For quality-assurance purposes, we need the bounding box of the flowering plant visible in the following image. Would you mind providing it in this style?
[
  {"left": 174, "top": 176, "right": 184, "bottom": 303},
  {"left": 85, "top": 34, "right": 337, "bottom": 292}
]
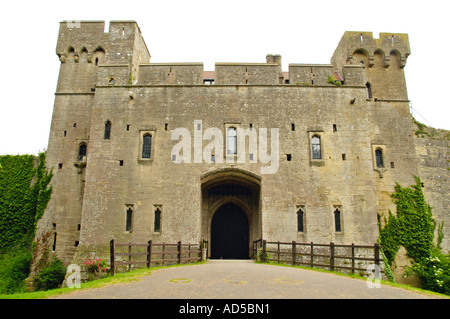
[{"left": 83, "top": 256, "right": 108, "bottom": 273}]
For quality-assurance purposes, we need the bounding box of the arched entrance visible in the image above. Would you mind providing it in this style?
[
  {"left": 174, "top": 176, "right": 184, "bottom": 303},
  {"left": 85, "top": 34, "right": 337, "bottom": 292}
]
[
  {"left": 201, "top": 168, "right": 261, "bottom": 259},
  {"left": 211, "top": 203, "right": 249, "bottom": 259}
]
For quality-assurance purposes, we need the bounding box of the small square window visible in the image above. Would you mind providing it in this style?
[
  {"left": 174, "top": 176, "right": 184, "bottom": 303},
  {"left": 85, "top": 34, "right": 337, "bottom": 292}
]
[
  {"left": 119, "top": 160, "right": 124, "bottom": 166},
  {"left": 287, "top": 154, "right": 292, "bottom": 161},
  {"left": 58, "top": 163, "right": 63, "bottom": 169}
]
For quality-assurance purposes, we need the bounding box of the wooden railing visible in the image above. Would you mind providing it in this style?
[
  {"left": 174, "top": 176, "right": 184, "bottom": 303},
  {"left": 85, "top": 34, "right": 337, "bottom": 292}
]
[
  {"left": 254, "top": 240, "right": 382, "bottom": 275},
  {"left": 110, "top": 239, "right": 207, "bottom": 276}
]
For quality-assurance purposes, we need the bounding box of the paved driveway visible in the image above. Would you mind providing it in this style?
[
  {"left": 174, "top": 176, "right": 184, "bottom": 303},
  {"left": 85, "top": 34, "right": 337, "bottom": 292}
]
[{"left": 52, "top": 260, "right": 438, "bottom": 300}]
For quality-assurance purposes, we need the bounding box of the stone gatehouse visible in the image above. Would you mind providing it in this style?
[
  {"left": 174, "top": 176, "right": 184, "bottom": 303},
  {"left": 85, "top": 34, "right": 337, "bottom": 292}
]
[{"left": 37, "top": 21, "right": 448, "bottom": 265}]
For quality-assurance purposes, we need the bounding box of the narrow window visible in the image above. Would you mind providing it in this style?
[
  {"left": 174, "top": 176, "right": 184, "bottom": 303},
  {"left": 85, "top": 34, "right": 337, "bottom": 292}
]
[
  {"left": 297, "top": 208, "right": 304, "bottom": 232},
  {"left": 287, "top": 154, "right": 292, "bottom": 161},
  {"left": 125, "top": 207, "right": 133, "bottom": 232},
  {"left": 334, "top": 208, "right": 342, "bottom": 232},
  {"left": 375, "top": 149, "right": 384, "bottom": 168},
  {"left": 58, "top": 163, "right": 63, "bottom": 169},
  {"left": 366, "top": 82, "right": 372, "bottom": 99},
  {"left": 311, "top": 135, "right": 322, "bottom": 159},
  {"left": 73, "top": 123, "right": 77, "bottom": 128},
  {"left": 142, "top": 134, "right": 152, "bottom": 158},
  {"left": 165, "top": 123, "right": 169, "bottom": 131},
  {"left": 154, "top": 208, "right": 161, "bottom": 232},
  {"left": 78, "top": 144, "right": 87, "bottom": 161},
  {"left": 64, "top": 130, "right": 67, "bottom": 137},
  {"left": 95, "top": 57, "right": 99, "bottom": 66},
  {"left": 291, "top": 123, "right": 295, "bottom": 131},
  {"left": 342, "top": 154, "right": 346, "bottom": 161},
  {"left": 77, "top": 224, "right": 81, "bottom": 231},
  {"left": 119, "top": 160, "right": 124, "bottom": 166},
  {"left": 126, "top": 124, "right": 130, "bottom": 131},
  {"left": 104, "top": 121, "right": 111, "bottom": 140},
  {"left": 227, "top": 127, "right": 237, "bottom": 154},
  {"left": 52, "top": 233, "right": 57, "bottom": 251},
  {"left": 333, "top": 124, "right": 337, "bottom": 132},
  {"left": 390, "top": 162, "right": 395, "bottom": 168},
  {"left": 74, "top": 241, "right": 79, "bottom": 247}
]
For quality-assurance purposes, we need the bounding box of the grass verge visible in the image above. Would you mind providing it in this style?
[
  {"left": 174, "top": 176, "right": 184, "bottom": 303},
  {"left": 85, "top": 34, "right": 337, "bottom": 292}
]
[{"left": 0, "top": 262, "right": 204, "bottom": 299}]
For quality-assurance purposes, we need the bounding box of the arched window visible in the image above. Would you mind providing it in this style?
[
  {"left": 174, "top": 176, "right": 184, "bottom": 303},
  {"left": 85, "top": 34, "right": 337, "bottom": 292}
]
[
  {"left": 334, "top": 208, "right": 342, "bottom": 232},
  {"left": 142, "top": 134, "right": 152, "bottom": 158},
  {"left": 311, "top": 135, "right": 321, "bottom": 159},
  {"left": 227, "top": 127, "right": 237, "bottom": 154},
  {"left": 104, "top": 121, "right": 111, "bottom": 140},
  {"left": 375, "top": 149, "right": 384, "bottom": 168},
  {"left": 78, "top": 143, "right": 87, "bottom": 161},
  {"left": 154, "top": 207, "right": 161, "bottom": 232},
  {"left": 297, "top": 208, "right": 304, "bottom": 233},
  {"left": 126, "top": 207, "right": 133, "bottom": 232}
]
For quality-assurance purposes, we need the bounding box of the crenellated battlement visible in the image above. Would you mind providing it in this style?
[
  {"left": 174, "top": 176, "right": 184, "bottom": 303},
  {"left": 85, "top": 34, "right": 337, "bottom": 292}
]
[
  {"left": 56, "top": 25, "right": 409, "bottom": 92},
  {"left": 331, "top": 31, "right": 410, "bottom": 70}
]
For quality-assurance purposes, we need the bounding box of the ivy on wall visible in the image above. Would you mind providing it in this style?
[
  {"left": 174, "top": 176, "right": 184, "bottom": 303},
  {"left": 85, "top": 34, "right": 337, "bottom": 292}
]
[
  {"left": 0, "top": 152, "right": 52, "bottom": 252},
  {"left": 378, "top": 176, "right": 449, "bottom": 295},
  {"left": 379, "top": 176, "right": 438, "bottom": 265}
]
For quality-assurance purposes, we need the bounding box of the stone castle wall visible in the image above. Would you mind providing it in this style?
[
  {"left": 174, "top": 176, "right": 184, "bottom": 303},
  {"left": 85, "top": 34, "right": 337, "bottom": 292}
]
[{"left": 37, "top": 21, "right": 448, "bottom": 266}]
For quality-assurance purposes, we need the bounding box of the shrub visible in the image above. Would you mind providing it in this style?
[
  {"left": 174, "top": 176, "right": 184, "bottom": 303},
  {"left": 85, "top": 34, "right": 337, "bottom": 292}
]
[
  {"left": 0, "top": 250, "right": 32, "bottom": 294},
  {"left": 35, "top": 257, "right": 66, "bottom": 291},
  {"left": 406, "top": 249, "right": 450, "bottom": 295}
]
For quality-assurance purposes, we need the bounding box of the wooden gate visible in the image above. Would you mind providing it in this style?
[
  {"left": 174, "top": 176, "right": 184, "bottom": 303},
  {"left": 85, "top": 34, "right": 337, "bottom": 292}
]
[{"left": 211, "top": 203, "right": 249, "bottom": 259}]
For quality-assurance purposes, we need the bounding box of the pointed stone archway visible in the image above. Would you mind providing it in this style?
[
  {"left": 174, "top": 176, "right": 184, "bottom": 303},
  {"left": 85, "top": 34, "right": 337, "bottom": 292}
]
[{"left": 201, "top": 168, "right": 261, "bottom": 259}]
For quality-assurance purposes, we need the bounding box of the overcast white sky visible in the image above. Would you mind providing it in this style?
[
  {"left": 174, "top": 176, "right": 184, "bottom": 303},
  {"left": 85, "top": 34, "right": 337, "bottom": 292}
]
[{"left": 0, "top": 0, "right": 448, "bottom": 155}]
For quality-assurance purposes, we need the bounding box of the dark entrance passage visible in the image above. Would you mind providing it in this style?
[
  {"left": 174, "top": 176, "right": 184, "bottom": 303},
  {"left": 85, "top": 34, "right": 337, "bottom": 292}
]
[{"left": 211, "top": 203, "right": 249, "bottom": 259}]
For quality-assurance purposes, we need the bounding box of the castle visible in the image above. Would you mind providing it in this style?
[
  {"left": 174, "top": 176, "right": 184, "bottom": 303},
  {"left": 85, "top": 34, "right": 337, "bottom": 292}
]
[{"left": 38, "top": 21, "right": 448, "bottom": 265}]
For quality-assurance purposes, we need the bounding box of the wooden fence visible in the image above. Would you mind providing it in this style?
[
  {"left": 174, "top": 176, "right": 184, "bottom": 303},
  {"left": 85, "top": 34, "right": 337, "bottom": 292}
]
[
  {"left": 253, "top": 240, "right": 382, "bottom": 275},
  {"left": 110, "top": 239, "right": 207, "bottom": 276}
]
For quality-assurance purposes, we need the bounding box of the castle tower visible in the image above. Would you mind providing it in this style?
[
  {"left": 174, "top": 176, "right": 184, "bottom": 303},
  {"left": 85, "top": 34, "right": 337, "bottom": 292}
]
[
  {"left": 38, "top": 21, "right": 150, "bottom": 264},
  {"left": 331, "top": 31, "right": 411, "bottom": 101}
]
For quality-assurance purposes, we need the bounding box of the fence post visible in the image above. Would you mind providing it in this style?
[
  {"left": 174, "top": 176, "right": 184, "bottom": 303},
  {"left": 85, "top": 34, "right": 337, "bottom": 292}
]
[
  {"left": 277, "top": 241, "right": 280, "bottom": 264},
  {"left": 162, "top": 243, "right": 166, "bottom": 267},
  {"left": 292, "top": 241, "right": 296, "bottom": 266},
  {"left": 374, "top": 243, "right": 380, "bottom": 267},
  {"left": 351, "top": 243, "right": 355, "bottom": 274},
  {"left": 128, "top": 241, "right": 132, "bottom": 272},
  {"left": 262, "top": 240, "right": 267, "bottom": 263},
  {"left": 200, "top": 240, "right": 204, "bottom": 262},
  {"left": 178, "top": 241, "right": 182, "bottom": 265},
  {"left": 147, "top": 240, "right": 152, "bottom": 268},
  {"left": 330, "top": 242, "right": 335, "bottom": 271},
  {"left": 110, "top": 239, "right": 115, "bottom": 276}
]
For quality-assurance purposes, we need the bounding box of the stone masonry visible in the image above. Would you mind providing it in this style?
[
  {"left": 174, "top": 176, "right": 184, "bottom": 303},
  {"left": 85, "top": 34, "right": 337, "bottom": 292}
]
[{"left": 37, "top": 21, "right": 448, "bottom": 267}]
